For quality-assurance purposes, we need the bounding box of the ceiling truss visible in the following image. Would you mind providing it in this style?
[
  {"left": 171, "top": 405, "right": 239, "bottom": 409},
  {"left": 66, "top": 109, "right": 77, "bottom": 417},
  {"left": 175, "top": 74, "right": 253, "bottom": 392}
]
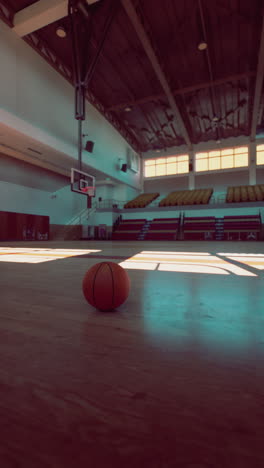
[
  {"left": 0, "top": 0, "right": 13, "bottom": 26},
  {"left": 250, "top": 9, "right": 264, "bottom": 140},
  {"left": 12, "top": 0, "right": 100, "bottom": 37},
  {"left": 121, "top": 0, "right": 192, "bottom": 150},
  {"left": 0, "top": 0, "right": 264, "bottom": 152},
  {"left": 108, "top": 71, "right": 255, "bottom": 113}
]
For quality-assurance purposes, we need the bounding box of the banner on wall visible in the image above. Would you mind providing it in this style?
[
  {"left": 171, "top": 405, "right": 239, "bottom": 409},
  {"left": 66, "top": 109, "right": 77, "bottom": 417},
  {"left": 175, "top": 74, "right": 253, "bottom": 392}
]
[{"left": 127, "top": 148, "right": 140, "bottom": 173}]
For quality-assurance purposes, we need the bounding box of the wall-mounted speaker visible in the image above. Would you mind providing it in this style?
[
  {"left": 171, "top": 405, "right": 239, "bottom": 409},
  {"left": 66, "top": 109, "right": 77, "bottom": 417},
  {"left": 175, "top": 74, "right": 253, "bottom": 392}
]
[
  {"left": 189, "top": 162, "right": 193, "bottom": 172},
  {"left": 121, "top": 163, "right": 127, "bottom": 173},
  {"left": 85, "top": 141, "right": 94, "bottom": 153}
]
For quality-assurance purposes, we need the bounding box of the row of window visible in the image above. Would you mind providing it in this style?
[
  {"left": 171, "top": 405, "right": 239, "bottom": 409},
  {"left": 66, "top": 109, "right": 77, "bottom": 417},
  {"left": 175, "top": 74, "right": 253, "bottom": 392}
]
[
  {"left": 144, "top": 144, "right": 264, "bottom": 178},
  {"left": 145, "top": 155, "right": 189, "bottom": 177}
]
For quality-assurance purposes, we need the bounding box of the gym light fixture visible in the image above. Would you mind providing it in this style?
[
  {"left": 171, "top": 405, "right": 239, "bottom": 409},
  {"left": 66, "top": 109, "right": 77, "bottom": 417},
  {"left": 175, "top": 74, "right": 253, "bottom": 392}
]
[
  {"left": 56, "top": 26, "right": 67, "bottom": 38},
  {"left": 212, "top": 116, "right": 219, "bottom": 122},
  {"left": 198, "top": 41, "right": 207, "bottom": 51}
]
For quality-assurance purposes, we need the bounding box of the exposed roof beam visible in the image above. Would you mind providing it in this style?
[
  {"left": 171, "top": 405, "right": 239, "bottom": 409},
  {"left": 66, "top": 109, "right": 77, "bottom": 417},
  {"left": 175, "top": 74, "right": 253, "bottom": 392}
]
[
  {"left": 198, "top": 0, "right": 218, "bottom": 125},
  {"left": 121, "top": 0, "right": 192, "bottom": 149},
  {"left": 250, "top": 12, "right": 264, "bottom": 140},
  {"left": 108, "top": 71, "right": 255, "bottom": 112},
  {"left": 13, "top": 0, "right": 99, "bottom": 37},
  {"left": 0, "top": 0, "right": 14, "bottom": 27}
]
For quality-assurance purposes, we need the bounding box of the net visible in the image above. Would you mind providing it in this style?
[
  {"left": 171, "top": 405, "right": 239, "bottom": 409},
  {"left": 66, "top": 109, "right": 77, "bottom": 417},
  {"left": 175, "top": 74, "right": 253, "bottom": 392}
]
[{"left": 81, "top": 186, "right": 95, "bottom": 197}]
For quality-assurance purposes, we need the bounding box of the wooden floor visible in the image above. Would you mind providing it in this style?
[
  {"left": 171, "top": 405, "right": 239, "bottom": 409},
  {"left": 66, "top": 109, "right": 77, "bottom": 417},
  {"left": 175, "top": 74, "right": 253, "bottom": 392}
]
[{"left": 1, "top": 240, "right": 264, "bottom": 468}]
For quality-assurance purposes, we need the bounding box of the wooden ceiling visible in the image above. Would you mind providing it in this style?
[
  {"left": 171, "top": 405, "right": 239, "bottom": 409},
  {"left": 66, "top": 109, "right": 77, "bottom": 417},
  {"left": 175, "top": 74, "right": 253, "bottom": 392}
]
[{"left": 1, "top": 0, "right": 264, "bottom": 153}]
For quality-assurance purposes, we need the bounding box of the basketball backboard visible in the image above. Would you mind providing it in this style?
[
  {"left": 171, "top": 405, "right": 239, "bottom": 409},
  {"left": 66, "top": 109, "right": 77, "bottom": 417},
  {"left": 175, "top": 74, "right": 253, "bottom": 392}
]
[{"left": 71, "top": 168, "right": 95, "bottom": 197}]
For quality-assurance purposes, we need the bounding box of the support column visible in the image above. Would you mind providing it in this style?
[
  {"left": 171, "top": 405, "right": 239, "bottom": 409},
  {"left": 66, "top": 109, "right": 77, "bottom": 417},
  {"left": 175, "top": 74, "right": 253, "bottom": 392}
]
[
  {"left": 140, "top": 157, "right": 144, "bottom": 192},
  {"left": 249, "top": 140, "right": 256, "bottom": 185},
  {"left": 188, "top": 151, "right": 195, "bottom": 190}
]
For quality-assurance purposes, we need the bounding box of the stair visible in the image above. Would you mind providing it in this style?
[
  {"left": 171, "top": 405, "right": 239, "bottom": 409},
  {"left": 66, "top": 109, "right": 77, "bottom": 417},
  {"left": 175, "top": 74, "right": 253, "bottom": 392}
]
[
  {"left": 215, "top": 217, "right": 224, "bottom": 240},
  {"left": 52, "top": 205, "right": 96, "bottom": 240},
  {"left": 148, "top": 195, "right": 163, "bottom": 208},
  {"left": 137, "top": 220, "right": 152, "bottom": 240}
]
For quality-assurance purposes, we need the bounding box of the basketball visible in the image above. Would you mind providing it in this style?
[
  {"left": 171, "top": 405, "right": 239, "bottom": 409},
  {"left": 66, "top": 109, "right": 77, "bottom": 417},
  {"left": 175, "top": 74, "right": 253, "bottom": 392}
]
[{"left": 82, "top": 262, "right": 130, "bottom": 311}]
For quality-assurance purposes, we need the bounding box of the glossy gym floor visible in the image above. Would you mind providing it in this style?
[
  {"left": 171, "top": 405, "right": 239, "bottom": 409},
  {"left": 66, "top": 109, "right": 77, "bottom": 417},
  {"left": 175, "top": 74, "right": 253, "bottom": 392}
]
[{"left": 0, "top": 240, "right": 264, "bottom": 468}]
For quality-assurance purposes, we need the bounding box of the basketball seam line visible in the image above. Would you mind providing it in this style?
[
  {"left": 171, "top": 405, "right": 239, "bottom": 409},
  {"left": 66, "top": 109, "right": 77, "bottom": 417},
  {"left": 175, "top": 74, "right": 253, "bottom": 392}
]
[
  {"left": 92, "top": 262, "right": 105, "bottom": 309},
  {"left": 108, "top": 262, "right": 115, "bottom": 310}
]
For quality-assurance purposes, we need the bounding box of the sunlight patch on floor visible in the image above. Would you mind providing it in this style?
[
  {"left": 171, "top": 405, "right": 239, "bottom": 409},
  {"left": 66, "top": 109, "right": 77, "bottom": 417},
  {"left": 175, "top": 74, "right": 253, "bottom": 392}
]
[
  {"left": 158, "top": 264, "right": 229, "bottom": 274},
  {"left": 119, "top": 251, "right": 258, "bottom": 276},
  {"left": 221, "top": 254, "right": 264, "bottom": 270},
  {"left": 119, "top": 261, "right": 158, "bottom": 270},
  {"left": 0, "top": 247, "right": 102, "bottom": 263}
]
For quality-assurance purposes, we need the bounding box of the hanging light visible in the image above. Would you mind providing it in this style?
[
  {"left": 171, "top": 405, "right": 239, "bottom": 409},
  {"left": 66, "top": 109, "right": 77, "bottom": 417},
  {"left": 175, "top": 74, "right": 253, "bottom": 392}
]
[
  {"left": 56, "top": 26, "right": 67, "bottom": 38},
  {"left": 198, "top": 40, "right": 207, "bottom": 51}
]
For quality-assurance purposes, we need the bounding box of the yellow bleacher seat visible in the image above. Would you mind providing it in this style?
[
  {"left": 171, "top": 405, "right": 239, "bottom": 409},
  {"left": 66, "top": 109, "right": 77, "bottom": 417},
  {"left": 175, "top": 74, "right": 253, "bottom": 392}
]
[{"left": 226, "top": 184, "right": 264, "bottom": 203}]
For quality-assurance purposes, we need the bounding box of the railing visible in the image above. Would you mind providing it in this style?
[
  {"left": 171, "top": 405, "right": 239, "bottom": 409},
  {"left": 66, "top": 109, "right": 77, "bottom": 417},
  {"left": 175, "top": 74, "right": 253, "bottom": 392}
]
[
  {"left": 90, "top": 193, "right": 264, "bottom": 211},
  {"left": 66, "top": 200, "right": 97, "bottom": 226},
  {"left": 209, "top": 193, "right": 226, "bottom": 204},
  {"left": 97, "top": 199, "right": 127, "bottom": 209},
  {"left": 141, "top": 194, "right": 227, "bottom": 207},
  {"left": 53, "top": 202, "right": 97, "bottom": 240}
]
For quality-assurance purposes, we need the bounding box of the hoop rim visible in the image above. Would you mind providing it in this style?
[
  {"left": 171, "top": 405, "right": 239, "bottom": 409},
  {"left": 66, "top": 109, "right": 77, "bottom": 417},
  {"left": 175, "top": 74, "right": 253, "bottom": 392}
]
[{"left": 81, "top": 186, "right": 95, "bottom": 197}]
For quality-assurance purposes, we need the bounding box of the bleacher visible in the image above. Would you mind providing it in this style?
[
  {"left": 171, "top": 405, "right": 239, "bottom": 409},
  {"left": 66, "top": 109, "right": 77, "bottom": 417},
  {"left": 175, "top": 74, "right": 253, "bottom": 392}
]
[
  {"left": 226, "top": 185, "right": 264, "bottom": 203},
  {"left": 145, "top": 218, "right": 180, "bottom": 240},
  {"left": 124, "top": 193, "right": 159, "bottom": 208},
  {"left": 112, "top": 219, "right": 146, "bottom": 240},
  {"left": 183, "top": 216, "right": 216, "bottom": 240},
  {"left": 223, "top": 215, "right": 261, "bottom": 240},
  {"left": 159, "top": 188, "right": 213, "bottom": 207},
  {"left": 111, "top": 214, "right": 262, "bottom": 241},
  {"left": 110, "top": 185, "right": 264, "bottom": 242}
]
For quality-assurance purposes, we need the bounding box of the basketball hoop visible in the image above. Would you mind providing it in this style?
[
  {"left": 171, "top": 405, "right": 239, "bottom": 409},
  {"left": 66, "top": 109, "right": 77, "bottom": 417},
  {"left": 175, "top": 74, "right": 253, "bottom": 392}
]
[{"left": 81, "top": 186, "right": 95, "bottom": 197}]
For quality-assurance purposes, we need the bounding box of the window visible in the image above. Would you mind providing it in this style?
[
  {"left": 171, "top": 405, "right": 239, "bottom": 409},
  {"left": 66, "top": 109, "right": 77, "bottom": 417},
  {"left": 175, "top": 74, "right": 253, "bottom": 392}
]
[
  {"left": 195, "top": 146, "right": 248, "bottom": 172},
  {"left": 257, "top": 144, "right": 264, "bottom": 165},
  {"left": 155, "top": 158, "right": 166, "bottom": 176},
  {"left": 144, "top": 159, "right": 156, "bottom": 178},
  {"left": 166, "top": 157, "right": 177, "bottom": 175},
  {"left": 144, "top": 154, "right": 189, "bottom": 177},
  {"left": 234, "top": 146, "right": 248, "bottom": 167}
]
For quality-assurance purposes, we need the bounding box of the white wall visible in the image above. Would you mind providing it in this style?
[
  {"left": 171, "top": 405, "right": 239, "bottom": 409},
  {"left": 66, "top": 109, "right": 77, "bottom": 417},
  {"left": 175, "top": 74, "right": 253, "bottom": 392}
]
[
  {"left": 181, "top": 206, "right": 263, "bottom": 218},
  {"left": 0, "top": 20, "right": 141, "bottom": 190},
  {"left": 0, "top": 152, "right": 68, "bottom": 192},
  {"left": 256, "top": 168, "right": 264, "bottom": 184},
  {"left": 88, "top": 211, "right": 115, "bottom": 226},
  {"left": 113, "top": 183, "right": 140, "bottom": 202},
  {"left": 0, "top": 152, "right": 88, "bottom": 224},
  {"left": 195, "top": 170, "right": 249, "bottom": 191},
  {"left": 144, "top": 175, "right": 189, "bottom": 195},
  {"left": 0, "top": 180, "right": 86, "bottom": 225},
  {"left": 93, "top": 181, "right": 140, "bottom": 204},
  {"left": 143, "top": 169, "right": 250, "bottom": 195},
  {"left": 121, "top": 206, "right": 263, "bottom": 221}
]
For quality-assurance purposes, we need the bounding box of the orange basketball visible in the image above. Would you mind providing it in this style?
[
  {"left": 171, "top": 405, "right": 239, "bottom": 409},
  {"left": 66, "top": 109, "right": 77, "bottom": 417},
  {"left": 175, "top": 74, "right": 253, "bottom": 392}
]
[{"left": 82, "top": 262, "right": 130, "bottom": 311}]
